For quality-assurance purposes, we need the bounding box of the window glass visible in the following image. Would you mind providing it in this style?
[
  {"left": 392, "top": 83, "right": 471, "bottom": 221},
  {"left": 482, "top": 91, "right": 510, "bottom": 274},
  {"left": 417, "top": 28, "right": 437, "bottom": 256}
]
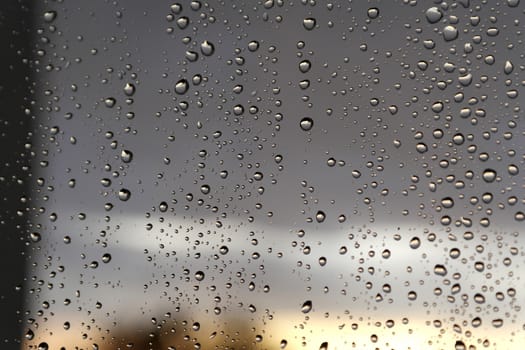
[{"left": 2, "top": 1, "right": 524, "bottom": 349}]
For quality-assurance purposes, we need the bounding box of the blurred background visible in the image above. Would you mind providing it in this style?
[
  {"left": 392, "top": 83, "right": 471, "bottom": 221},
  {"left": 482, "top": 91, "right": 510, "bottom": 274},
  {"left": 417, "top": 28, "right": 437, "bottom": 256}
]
[{"left": 1, "top": 0, "right": 524, "bottom": 349}]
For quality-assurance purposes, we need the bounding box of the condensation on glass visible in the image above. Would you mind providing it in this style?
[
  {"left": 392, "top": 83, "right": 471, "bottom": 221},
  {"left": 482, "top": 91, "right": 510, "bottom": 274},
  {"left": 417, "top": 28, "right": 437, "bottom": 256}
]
[{"left": 6, "top": 0, "right": 525, "bottom": 349}]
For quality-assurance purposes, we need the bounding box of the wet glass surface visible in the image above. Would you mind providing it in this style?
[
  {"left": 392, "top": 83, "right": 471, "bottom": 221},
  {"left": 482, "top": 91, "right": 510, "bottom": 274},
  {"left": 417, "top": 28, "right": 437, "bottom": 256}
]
[{"left": 1, "top": 1, "right": 525, "bottom": 349}]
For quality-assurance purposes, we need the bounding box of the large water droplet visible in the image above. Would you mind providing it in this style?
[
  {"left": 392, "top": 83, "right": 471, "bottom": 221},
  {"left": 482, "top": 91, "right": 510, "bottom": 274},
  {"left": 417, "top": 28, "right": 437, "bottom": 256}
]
[
  {"left": 482, "top": 169, "right": 497, "bottom": 183},
  {"left": 315, "top": 211, "right": 326, "bottom": 223},
  {"left": 504, "top": 60, "right": 514, "bottom": 74},
  {"left": 118, "top": 189, "right": 131, "bottom": 201},
  {"left": 43, "top": 11, "right": 57, "bottom": 23},
  {"left": 176, "top": 16, "right": 189, "bottom": 29},
  {"left": 425, "top": 7, "right": 442, "bottom": 23},
  {"left": 299, "top": 60, "right": 312, "bottom": 73},
  {"left": 123, "top": 83, "right": 135, "bottom": 96},
  {"left": 303, "top": 17, "right": 316, "bottom": 30},
  {"left": 367, "top": 7, "right": 379, "bottom": 19},
  {"left": 120, "top": 149, "right": 133, "bottom": 163},
  {"left": 300, "top": 117, "right": 313, "bottom": 131},
  {"left": 175, "top": 79, "right": 189, "bottom": 95},
  {"left": 200, "top": 40, "right": 215, "bottom": 56},
  {"left": 301, "top": 300, "right": 312, "bottom": 313},
  {"left": 443, "top": 25, "right": 458, "bottom": 41},
  {"left": 195, "top": 271, "right": 205, "bottom": 281}
]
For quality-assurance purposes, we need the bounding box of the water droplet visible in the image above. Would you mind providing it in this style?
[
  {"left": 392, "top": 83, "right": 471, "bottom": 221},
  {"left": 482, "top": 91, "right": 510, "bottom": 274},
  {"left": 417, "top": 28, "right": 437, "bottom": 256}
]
[
  {"left": 443, "top": 25, "right": 458, "bottom": 41},
  {"left": 175, "top": 79, "right": 189, "bottom": 95},
  {"left": 434, "top": 264, "right": 447, "bottom": 276},
  {"left": 303, "top": 17, "right": 316, "bottom": 30},
  {"left": 300, "top": 117, "right": 313, "bottom": 131},
  {"left": 123, "top": 83, "right": 135, "bottom": 96},
  {"left": 299, "top": 60, "right": 312, "bottom": 73},
  {"left": 367, "top": 7, "right": 379, "bottom": 19},
  {"left": 38, "top": 343, "right": 49, "bottom": 350},
  {"left": 200, "top": 40, "right": 215, "bottom": 56},
  {"left": 449, "top": 248, "right": 460, "bottom": 259},
  {"left": 409, "top": 237, "right": 421, "bottom": 249},
  {"left": 195, "top": 271, "right": 205, "bottom": 281},
  {"left": 455, "top": 341, "right": 466, "bottom": 350},
  {"left": 482, "top": 169, "right": 497, "bottom": 183},
  {"left": 416, "top": 143, "right": 428, "bottom": 153},
  {"left": 504, "top": 60, "right": 514, "bottom": 74},
  {"left": 441, "top": 197, "right": 454, "bottom": 208},
  {"left": 104, "top": 97, "right": 116, "bottom": 108},
  {"left": 192, "top": 322, "right": 200, "bottom": 331},
  {"left": 425, "top": 7, "right": 442, "bottom": 23},
  {"left": 43, "top": 11, "right": 57, "bottom": 22},
  {"left": 200, "top": 184, "right": 210, "bottom": 194},
  {"left": 102, "top": 253, "right": 111, "bottom": 263},
  {"left": 30, "top": 232, "right": 41, "bottom": 243},
  {"left": 120, "top": 149, "right": 133, "bottom": 163},
  {"left": 492, "top": 319, "right": 504, "bottom": 328},
  {"left": 248, "top": 40, "right": 260, "bottom": 52},
  {"left": 118, "top": 189, "right": 131, "bottom": 201},
  {"left": 319, "top": 342, "right": 329, "bottom": 350},
  {"left": 315, "top": 211, "right": 326, "bottom": 223},
  {"left": 301, "top": 300, "right": 312, "bottom": 313},
  {"left": 507, "top": 0, "right": 520, "bottom": 6},
  {"left": 25, "top": 329, "right": 34, "bottom": 340},
  {"left": 280, "top": 340, "right": 288, "bottom": 349},
  {"left": 176, "top": 16, "right": 189, "bottom": 29}
]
